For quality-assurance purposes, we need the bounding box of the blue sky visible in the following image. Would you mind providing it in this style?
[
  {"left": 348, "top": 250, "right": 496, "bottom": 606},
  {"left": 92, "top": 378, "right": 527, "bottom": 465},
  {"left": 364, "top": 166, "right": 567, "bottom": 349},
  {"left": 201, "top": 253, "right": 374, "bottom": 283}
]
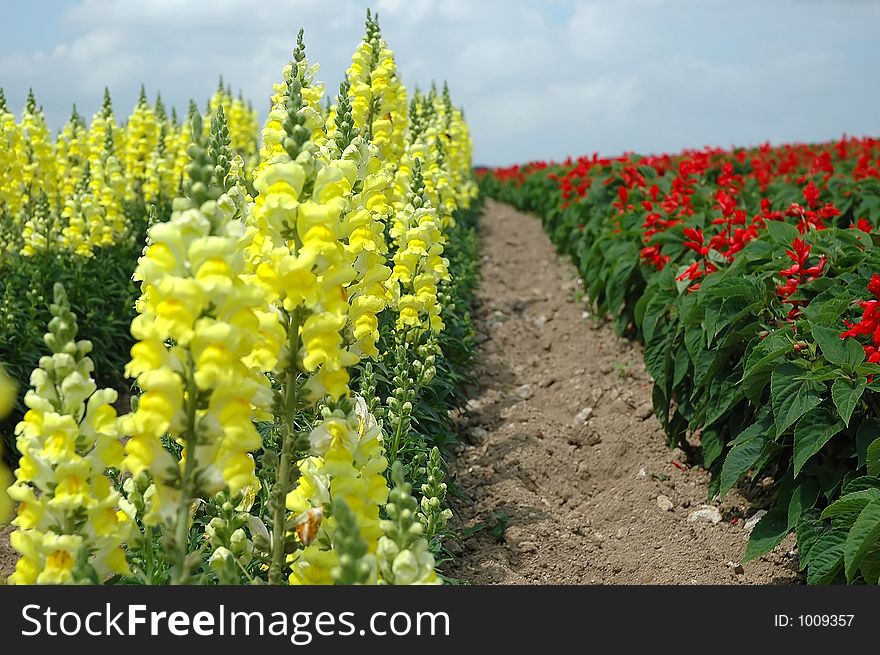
[{"left": 1, "top": 0, "right": 877, "bottom": 166}]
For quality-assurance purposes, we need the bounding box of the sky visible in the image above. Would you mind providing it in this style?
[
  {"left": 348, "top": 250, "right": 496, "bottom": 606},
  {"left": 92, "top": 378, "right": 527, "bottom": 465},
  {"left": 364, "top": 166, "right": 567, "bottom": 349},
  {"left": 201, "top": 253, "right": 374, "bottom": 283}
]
[{"left": 0, "top": 0, "right": 877, "bottom": 166}]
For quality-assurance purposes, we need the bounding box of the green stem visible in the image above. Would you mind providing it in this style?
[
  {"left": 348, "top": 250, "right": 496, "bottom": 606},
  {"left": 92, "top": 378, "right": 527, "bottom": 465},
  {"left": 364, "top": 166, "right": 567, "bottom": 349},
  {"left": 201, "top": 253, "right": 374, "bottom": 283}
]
[
  {"left": 144, "top": 526, "right": 155, "bottom": 584},
  {"left": 268, "top": 309, "right": 302, "bottom": 585},
  {"left": 388, "top": 338, "right": 413, "bottom": 465},
  {"left": 171, "top": 356, "right": 198, "bottom": 585}
]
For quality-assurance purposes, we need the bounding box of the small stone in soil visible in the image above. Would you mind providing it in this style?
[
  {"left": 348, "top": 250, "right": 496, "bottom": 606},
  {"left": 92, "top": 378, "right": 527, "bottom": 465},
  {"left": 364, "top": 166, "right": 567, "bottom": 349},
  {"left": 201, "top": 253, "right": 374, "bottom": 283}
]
[
  {"left": 574, "top": 406, "right": 594, "bottom": 424},
  {"left": 743, "top": 510, "right": 767, "bottom": 532},
  {"left": 469, "top": 426, "right": 489, "bottom": 442},
  {"left": 568, "top": 428, "right": 601, "bottom": 447},
  {"left": 515, "top": 384, "right": 534, "bottom": 400},
  {"left": 656, "top": 495, "right": 674, "bottom": 512},
  {"left": 520, "top": 541, "right": 538, "bottom": 553},
  {"left": 687, "top": 505, "right": 722, "bottom": 524},
  {"left": 637, "top": 402, "right": 654, "bottom": 420}
]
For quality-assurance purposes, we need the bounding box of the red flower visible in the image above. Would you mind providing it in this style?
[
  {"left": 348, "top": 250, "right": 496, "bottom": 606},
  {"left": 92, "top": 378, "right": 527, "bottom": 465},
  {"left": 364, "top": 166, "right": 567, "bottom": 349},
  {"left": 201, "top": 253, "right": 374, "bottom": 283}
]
[
  {"left": 840, "top": 276, "right": 880, "bottom": 368},
  {"left": 776, "top": 239, "right": 826, "bottom": 319},
  {"left": 715, "top": 189, "right": 737, "bottom": 217},
  {"left": 803, "top": 181, "right": 820, "bottom": 208},
  {"left": 682, "top": 227, "right": 707, "bottom": 255}
]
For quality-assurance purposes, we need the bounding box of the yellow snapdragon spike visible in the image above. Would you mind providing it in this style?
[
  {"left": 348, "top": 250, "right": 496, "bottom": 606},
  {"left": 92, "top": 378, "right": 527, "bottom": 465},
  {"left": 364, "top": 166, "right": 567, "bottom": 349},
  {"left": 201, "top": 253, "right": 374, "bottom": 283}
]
[
  {"left": 257, "top": 31, "right": 326, "bottom": 174},
  {"left": 55, "top": 107, "right": 88, "bottom": 200},
  {"left": 347, "top": 14, "right": 408, "bottom": 178},
  {"left": 0, "top": 89, "right": 28, "bottom": 221},
  {"left": 253, "top": 35, "right": 400, "bottom": 584},
  {"left": 165, "top": 117, "right": 192, "bottom": 198},
  {"left": 6, "top": 285, "right": 132, "bottom": 584},
  {"left": 249, "top": 67, "right": 357, "bottom": 404},
  {"left": 387, "top": 159, "right": 448, "bottom": 332},
  {"left": 19, "top": 193, "right": 55, "bottom": 257},
  {"left": 210, "top": 80, "right": 259, "bottom": 161},
  {"left": 324, "top": 87, "right": 395, "bottom": 360},
  {"left": 90, "top": 137, "right": 129, "bottom": 248},
  {"left": 59, "top": 163, "right": 98, "bottom": 257},
  {"left": 86, "top": 89, "right": 120, "bottom": 169},
  {"left": 287, "top": 398, "right": 388, "bottom": 585},
  {"left": 19, "top": 90, "right": 57, "bottom": 210},
  {"left": 123, "top": 86, "right": 162, "bottom": 201},
  {"left": 123, "top": 110, "right": 278, "bottom": 529}
]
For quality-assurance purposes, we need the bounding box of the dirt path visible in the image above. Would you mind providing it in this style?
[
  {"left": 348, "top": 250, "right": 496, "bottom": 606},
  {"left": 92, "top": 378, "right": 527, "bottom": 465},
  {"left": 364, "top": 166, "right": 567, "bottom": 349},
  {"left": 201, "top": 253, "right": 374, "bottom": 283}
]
[{"left": 448, "top": 200, "right": 801, "bottom": 585}]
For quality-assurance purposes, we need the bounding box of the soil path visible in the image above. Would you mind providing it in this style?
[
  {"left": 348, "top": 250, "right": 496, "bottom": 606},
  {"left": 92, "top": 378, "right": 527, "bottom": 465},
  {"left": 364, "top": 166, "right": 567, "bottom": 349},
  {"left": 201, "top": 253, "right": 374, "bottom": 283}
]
[{"left": 448, "top": 200, "right": 801, "bottom": 585}]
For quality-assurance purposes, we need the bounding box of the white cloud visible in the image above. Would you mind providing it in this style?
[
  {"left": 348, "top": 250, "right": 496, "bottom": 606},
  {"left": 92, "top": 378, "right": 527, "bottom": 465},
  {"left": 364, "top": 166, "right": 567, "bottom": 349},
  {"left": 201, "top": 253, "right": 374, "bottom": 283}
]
[
  {"left": 567, "top": 3, "right": 619, "bottom": 59},
  {"left": 0, "top": 0, "right": 877, "bottom": 165}
]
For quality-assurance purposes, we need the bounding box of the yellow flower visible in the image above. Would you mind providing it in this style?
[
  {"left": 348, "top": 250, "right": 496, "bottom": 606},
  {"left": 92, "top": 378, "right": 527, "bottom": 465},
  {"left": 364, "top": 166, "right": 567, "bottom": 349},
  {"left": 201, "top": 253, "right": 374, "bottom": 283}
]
[
  {"left": 387, "top": 160, "right": 448, "bottom": 332},
  {"left": 288, "top": 399, "right": 388, "bottom": 585},
  {"left": 7, "top": 284, "right": 131, "bottom": 585},
  {"left": 123, "top": 87, "right": 162, "bottom": 201},
  {"left": 122, "top": 108, "right": 277, "bottom": 533}
]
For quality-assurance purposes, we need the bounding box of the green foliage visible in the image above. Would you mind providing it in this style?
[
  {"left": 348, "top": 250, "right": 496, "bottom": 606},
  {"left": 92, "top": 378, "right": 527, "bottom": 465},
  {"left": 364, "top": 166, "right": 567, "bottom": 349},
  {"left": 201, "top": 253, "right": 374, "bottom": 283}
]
[
  {"left": 331, "top": 500, "right": 373, "bottom": 585},
  {"left": 0, "top": 202, "right": 156, "bottom": 464},
  {"left": 482, "top": 143, "right": 880, "bottom": 584}
]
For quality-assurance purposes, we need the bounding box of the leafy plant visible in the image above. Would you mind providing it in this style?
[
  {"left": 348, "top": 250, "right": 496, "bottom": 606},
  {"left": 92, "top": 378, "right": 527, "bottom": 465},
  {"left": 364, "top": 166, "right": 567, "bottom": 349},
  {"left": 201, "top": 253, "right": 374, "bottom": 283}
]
[{"left": 481, "top": 136, "right": 880, "bottom": 584}]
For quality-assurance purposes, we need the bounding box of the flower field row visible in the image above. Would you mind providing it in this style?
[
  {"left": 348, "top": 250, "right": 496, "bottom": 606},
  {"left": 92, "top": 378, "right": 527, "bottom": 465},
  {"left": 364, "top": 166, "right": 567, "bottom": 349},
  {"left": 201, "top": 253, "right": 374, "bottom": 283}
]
[
  {"left": 479, "top": 137, "right": 880, "bottom": 584},
  {"left": 0, "top": 13, "right": 480, "bottom": 585}
]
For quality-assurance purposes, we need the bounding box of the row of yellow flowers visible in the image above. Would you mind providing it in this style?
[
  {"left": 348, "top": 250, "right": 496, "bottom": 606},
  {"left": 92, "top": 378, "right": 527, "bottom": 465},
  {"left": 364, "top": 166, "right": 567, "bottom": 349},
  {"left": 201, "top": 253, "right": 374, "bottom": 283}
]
[
  {"left": 0, "top": 83, "right": 259, "bottom": 260},
  {"left": 2, "top": 13, "right": 477, "bottom": 585}
]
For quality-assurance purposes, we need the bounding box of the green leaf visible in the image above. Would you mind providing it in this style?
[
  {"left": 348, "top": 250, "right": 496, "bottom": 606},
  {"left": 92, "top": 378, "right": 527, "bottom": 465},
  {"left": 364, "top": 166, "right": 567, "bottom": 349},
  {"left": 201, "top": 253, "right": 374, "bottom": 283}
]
[
  {"left": 796, "top": 509, "right": 825, "bottom": 571},
  {"left": 811, "top": 323, "right": 865, "bottom": 371},
  {"left": 719, "top": 416, "right": 772, "bottom": 497},
  {"left": 743, "top": 506, "right": 789, "bottom": 562},
  {"left": 868, "top": 437, "right": 880, "bottom": 477},
  {"left": 856, "top": 419, "right": 880, "bottom": 468},
  {"left": 844, "top": 499, "right": 880, "bottom": 582},
  {"left": 806, "top": 529, "right": 846, "bottom": 584},
  {"left": 858, "top": 546, "right": 880, "bottom": 584},
  {"left": 788, "top": 480, "right": 819, "bottom": 530},
  {"left": 700, "top": 427, "right": 724, "bottom": 469},
  {"left": 818, "top": 465, "right": 847, "bottom": 501},
  {"left": 740, "top": 332, "right": 791, "bottom": 403},
  {"left": 672, "top": 344, "right": 690, "bottom": 387},
  {"left": 842, "top": 475, "right": 880, "bottom": 495},
  {"left": 830, "top": 378, "right": 866, "bottom": 427},
  {"left": 765, "top": 220, "right": 799, "bottom": 247},
  {"left": 802, "top": 288, "right": 852, "bottom": 325},
  {"left": 793, "top": 407, "right": 844, "bottom": 476},
  {"left": 771, "top": 363, "right": 822, "bottom": 435},
  {"left": 820, "top": 488, "right": 880, "bottom": 525},
  {"left": 729, "top": 408, "right": 774, "bottom": 447}
]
